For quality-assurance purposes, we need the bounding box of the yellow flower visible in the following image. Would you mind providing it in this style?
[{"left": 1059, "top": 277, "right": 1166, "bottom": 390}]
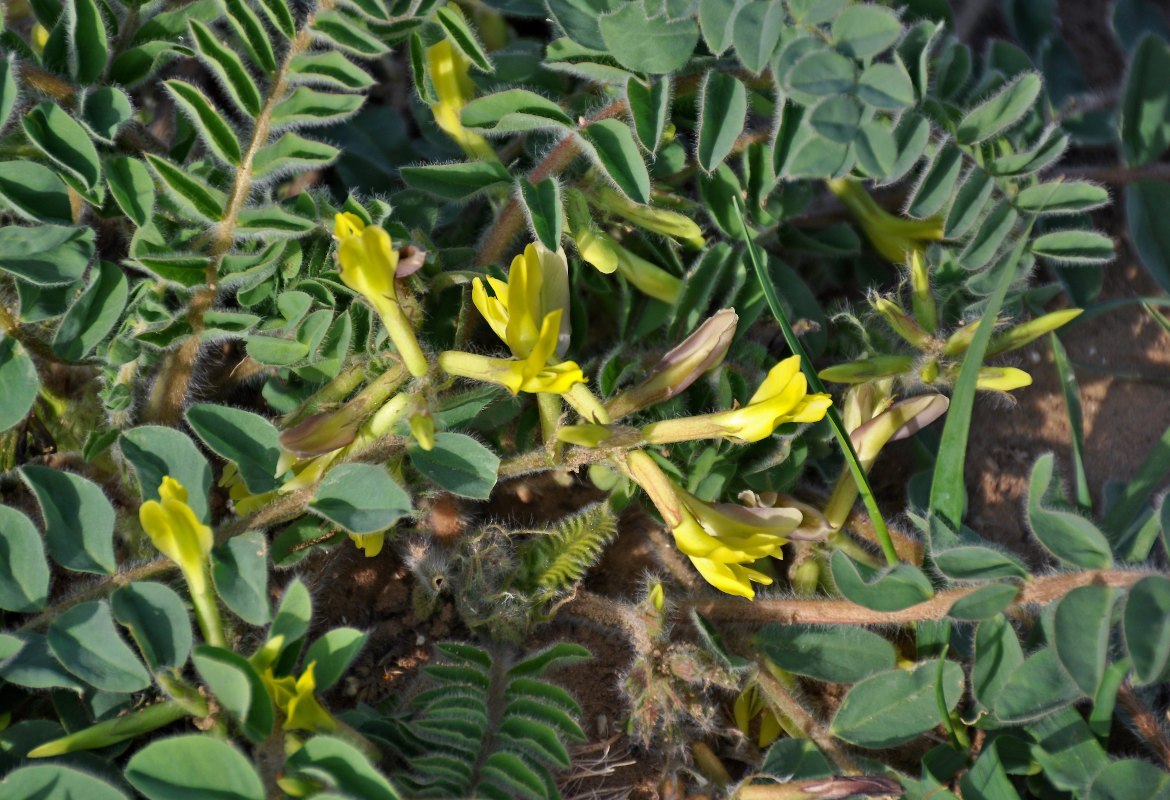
[
  {"left": 627, "top": 451, "right": 809, "bottom": 599},
  {"left": 439, "top": 309, "right": 585, "bottom": 395},
  {"left": 472, "top": 242, "right": 569, "bottom": 359},
  {"left": 348, "top": 531, "right": 385, "bottom": 558},
  {"left": 426, "top": 38, "right": 497, "bottom": 162},
  {"left": 254, "top": 644, "right": 337, "bottom": 733},
  {"left": 641, "top": 355, "right": 832, "bottom": 444},
  {"left": 139, "top": 477, "right": 213, "bottom": 593},
  {"left": 333, "top": 213, "right": 428, "bottom": 377}
]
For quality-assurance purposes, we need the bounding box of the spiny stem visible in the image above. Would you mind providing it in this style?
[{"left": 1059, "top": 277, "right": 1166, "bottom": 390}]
[
  {"left": 752, "top": 664, "right": 859, "bottom": 774},
  {"left": 684, "top": 569, "right": 1148, "bottom": 625},
  {"left": 1117, "top": 683, "right": 1170, "bottom": 769},
  {"left": 147, "top": 23, "right": 316, "bottom": 424},
  {"left": 732, "top": 196, "right": 899, "bottom": 566},
  {"left": 476, "top": 99, "right": 629, "bottom": 268}
]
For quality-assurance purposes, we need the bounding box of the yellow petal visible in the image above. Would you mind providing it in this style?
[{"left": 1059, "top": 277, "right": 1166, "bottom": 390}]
[
  {"left": 689, "top": 556, "right": 757, "bottom": 599},
  {"left": 748, "top": 355, "right": 802, "bottom": 405},
  {"left": 472, "top": 277, "right": 509, "bottom": 344}
]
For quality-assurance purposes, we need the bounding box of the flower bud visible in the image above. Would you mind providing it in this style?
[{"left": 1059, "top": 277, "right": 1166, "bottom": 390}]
[
  {"left": 606, "top": 309, "right": 738, "bottom": 419},
  {"left": 818, "top": 354, "right": 915, "bottom": 384},
  {"left": 986, "top": 308, "right": 1082, "bottom": 357},
  {"left": 941, "top": 319, "right": 983, "bottom": 356},
  {"left": 909, "top": 251, "right": 938, "bottom": 334},
  {"left": 601, "top": 232, "right": 683, "bottom": 305},
  {"left": 586, "top": 182, "right": 705, "bottom": 247},
  {"left": 557, "top": 423, "right": 614, "bottom": 448},
  {"left": 870, "top": 295, "right": 928, "bottom": 349}
]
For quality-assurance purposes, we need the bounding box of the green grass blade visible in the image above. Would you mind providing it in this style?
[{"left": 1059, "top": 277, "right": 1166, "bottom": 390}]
[
  {"left": 732, "top": 197, "right": 899, "bottom": 566},
  {"left": 1049, "top": 333, "right": 1092, "bottom": 513}
]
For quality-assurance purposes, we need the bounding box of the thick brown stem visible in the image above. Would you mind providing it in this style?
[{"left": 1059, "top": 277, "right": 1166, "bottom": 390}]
[
  {"left": 684, "top": 570, "right": 1148, "bottom": 625},
  {"left": 753, "top": 666, "right": 859, "bottom": 774}
]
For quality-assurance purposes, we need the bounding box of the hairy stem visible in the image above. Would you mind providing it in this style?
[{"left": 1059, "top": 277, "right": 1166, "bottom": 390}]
[
  {"left": 753, "top": 664, "right": 859, "bottom": 774},
  {"left": 146, "top": 23, "right": 316, "bottom": 424},
  {"left": 684, "top": 570, "right": 1148, "bottom": 625},
  {"left": 1117, "top": 683, "right": 1170, "bottom": 769}
]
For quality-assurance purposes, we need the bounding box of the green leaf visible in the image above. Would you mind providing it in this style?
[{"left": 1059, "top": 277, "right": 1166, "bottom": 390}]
[
  {"left": 22, "top": 102, "right": 102, "bottom": 192},
  {"left": 1053, "top": 585, "right": 1115, "bottom": 696},
  {"left": 0, "top": 224, "right": 94, "bottom": 286},
  {"left": 223, "top": 0, "right": 277, "bottom": 74},
  {"left": 48, "top": 601, "right": 151, "bottom": 693},
  {"left": 932, "top": 546, "right": 1029, "bottom": 581},
  {"left": 947, "top": 584, "right": 1019, "bottom": 621},
  {"left": 65, "top": 0, "right": 109, "bottom": 85},
  {"left": 989, "top": 128, "right": 1069, "bottom": 176},
  {"left": 1123, "top": 575, "right": 1170, "bottom": 685},
  {"left": 408, "top": 432, "right": 500, "bottom": 499},
  {"left": 305, "top": 628, "right": 367, "bottom": 691},
  {"left": 598, "top": 0, "right": 699, "bottom": 74},
  {"left": 830, "top": 660, "right": 964, "bottom": 748},
  {"left": 1027, "top": 454, "right": 1113, "bottom": 568},
  {"left": 253, "top": 132, "right": 340, "bottom": 182},
  {"left": 144, "top": 154, "right": 226, "bottom": 222},
  {"left": 289, "top": 51, "right": 375, "bottom": 90},
  {"left": 548, "top": 0, "right": 623, "bottom": 51},
  {"left": 1016, "top": 181, "right": 1109, "bottom": 214},
  {"left": 1128, "top": 179, "right": 1170, "bottom": 293},
  {"left": 0, "top": 634, "right": 85, "bottom": 691},
  {"left": 786, "top": 50, "right": 856, "bottom": 100},
  {"left": 256, "top": 0, "right": 297, "bottom": 39},
  {"left": 1088, "top": 759, "right": 1170, "bottom": 800},
  {"left": 0, "top": 765, "right": 128, "bottom": 800},
  {"left": 809, "top": 95, "right": 861, "bottom": 144},
  {"left": 994, "top": 647, "right": 1083, "bottom": 722},
  {"left": 310, "top": 463, "right": 412, "bottom": 534},
  {"left": 907, "top": 141, "right": 961, "bottom": 219},
  {"left": 82, "top": 87, "right": 133, "bottom": 143},
  {"left": 236, "top": 205, "right": 317, "bottom": 237},
  {"left": 165, "top": 80, "right": 243, "bottom": 166},
  {"left": 1029, "top": 707, "right": 1110, "bottom": 793},
  {"left": 698, "top": 0, "right": 739, "bottom": 54},
  {"left": 627, "top": 76, "right": 670, "bottom": 152},
  {"left": 732, "top": 0, "right": 785, "bottom": 74},
  {"left": 212, "top": 532, "right": 271, "bottom": 626},
  {"left": 20, "top": 465, "right": 116, "bottom": 574},
  {"left": 269, "top": 578, "right": 312, "bottom": 672},
  {"left": 0, "top": 161, "right": 73, "bottom": 223},
  {"left": 508, "top": 642, "right": 592, "bottom": 677},
  {"left": 0, "top": 334, "right": 40, "bottom": 432},
  {"left": 697, "top": 71, "right": 747, "bottom": 172},
  {"left": 879, "top": 111, "right": 930, "bottom": 186},
  {"left": 106, "top": 157, "right": 156, "bottom": 227},
  {"left": 125, "top": 735, "right": 265, "bottom": 800},
  {"left": 436, "top": 6, "right": 493, "bottom": 72},
  {"left": 944, "top": 170, "right": 994, "bottom": 239},
  {"left": 830, "top": 550, "right": 933, "bottom": 611},
  {"left": 186, "top": 404, "right": 282, "bottom": 495},
  {"left": 119, "top": 426, "right": 213, "bottom": 523},
  {"left": 857, "top": 61, "right": 915, "bottom": 110},
  {"left": 0, "top": 506, "right": 50, "bottom": 613},
  {"left": 1120, "top": 34, "right": 1170, "bottom": 167},
  {"left": 0, "top": 57, "right": 17, "bottom": 131},
  {"left": 754, "top": 624, "right": 896, "bottom": 683},
  {"left": 189, "top": 19, "right": 263, "bottom": 116},
  {"left": 759, "top": 737, "right": 834, "bottom": 780},
  {"left": 959, "top": 739, "right": 1020, "bottom": 800},
  {"left": 270, "top": 87, "right": 364, "bottom": 128},
  {"left": 401, "top": 160, "right": 512, "bottom": 200},
  {"left": 960, "top": 202, "right": 1017, "bottom": 270},
  {"left": 1031, "top": 230, "right": 1114, "bottom": 264},
  {"left": 957, "top": 73, "right": 1042, "bottom": 145},
  {"left": 580, "top": 118, "right": 650, "bottom": 203},
  {"left": 111, "top": 582, "right": 193, "bottom": 671},
  {"left": 284, "top": 736, "right": 402, "bottom": 800},
  {"left": 52, "top": 260, "right": 128, "bottom": 360},
  {"left": 519, "top": 177, "right": 563, "bottom": 250},
  {"left": 192, "top": 645, "right": 274, "bottom": 742},
  {"left": 461, "top": 88, "right": 573, "bottom": 132},
  {"left": 311, "top": 10, "right": 390, "bottom": 57},
  {"left": 832, "top": 3, "right": 902, "bottom": 60}
]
